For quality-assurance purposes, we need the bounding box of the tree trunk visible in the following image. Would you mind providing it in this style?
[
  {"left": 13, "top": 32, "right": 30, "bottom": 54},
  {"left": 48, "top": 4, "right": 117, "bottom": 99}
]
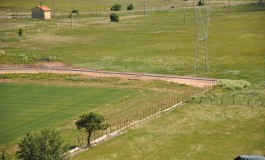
[{"left": 87, "top": 132, "right": 92, "bottom": 147}]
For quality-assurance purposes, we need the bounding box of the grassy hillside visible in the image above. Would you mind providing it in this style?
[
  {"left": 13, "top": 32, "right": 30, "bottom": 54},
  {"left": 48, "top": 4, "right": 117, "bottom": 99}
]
[
  {"left": 72, "top": 78, "right": 265, "bottom": 159},
  {"left": 1, "top": 3, "right": 264, "bottom": 82},
  {"left": 73, "top": 104, "right": 265, "bottom": 160}
]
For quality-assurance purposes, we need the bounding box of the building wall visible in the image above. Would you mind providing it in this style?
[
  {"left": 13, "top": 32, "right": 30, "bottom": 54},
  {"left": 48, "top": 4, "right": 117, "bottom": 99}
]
[
  {"left": 32, "top": 8, "right": 43, "bottom": 19},
  {"left": 44, "top": 11, "right": 51, "bottom": 20}
]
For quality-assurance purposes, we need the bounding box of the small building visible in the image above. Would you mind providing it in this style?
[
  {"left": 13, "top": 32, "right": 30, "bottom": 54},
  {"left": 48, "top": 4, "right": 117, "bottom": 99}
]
[{"left": 32, "top": 6, "right": 51, "bottom": 20}]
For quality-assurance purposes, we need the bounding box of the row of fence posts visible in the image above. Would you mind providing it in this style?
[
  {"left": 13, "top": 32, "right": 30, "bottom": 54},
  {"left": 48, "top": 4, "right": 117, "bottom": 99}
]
[
  {"left": 73, "top": 82, "right": 215, "bottom": 148},
  {"left": 198, "top": 98, "right": 264, "bottom": 107}
]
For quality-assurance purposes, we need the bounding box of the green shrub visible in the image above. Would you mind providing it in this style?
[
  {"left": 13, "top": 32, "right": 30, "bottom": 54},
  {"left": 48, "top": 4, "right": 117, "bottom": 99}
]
[
  {"left": 48, "top": 56, "right": 64, "bottom": 62},
  {"left": 18, "top": 28, "right": 23, "bottom": 36},
  {"left": 72, "top": 9, "right": 79, "bottom": 15},
  {"left": 17, "top": 128, "right": 67, "bottom": 160},
  {"left": 110, "top": 13, "right": 119, "bottom": 22},
  {"left": 197, "top": 0, "right": 204, "bottom": 6},
  {"left": 217, "top": 79, "right": 251, "bottom": 90},
  {"left": 110, "top": 4, "right": 122, "bottom": 11},
  {"left": 127, "top": 4, "right": 134, "bottom": 10},
  {"left": 0, "top": 50, "right": 5, "bottom": 56}
]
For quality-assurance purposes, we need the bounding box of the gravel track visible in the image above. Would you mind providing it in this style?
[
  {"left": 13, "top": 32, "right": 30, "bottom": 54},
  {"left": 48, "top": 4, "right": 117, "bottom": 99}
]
[{"left": 0, "top": 67, "right": 217, "bottom": 87}]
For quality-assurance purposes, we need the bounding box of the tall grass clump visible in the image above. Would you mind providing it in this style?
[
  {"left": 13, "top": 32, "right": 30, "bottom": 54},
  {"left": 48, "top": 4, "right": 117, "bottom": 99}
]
[
  {"left": 217, "top": 79, "right": 251, "bottom": 90},
  {"left": 0, "top": 50, "right": 63, "bottom": 64}
]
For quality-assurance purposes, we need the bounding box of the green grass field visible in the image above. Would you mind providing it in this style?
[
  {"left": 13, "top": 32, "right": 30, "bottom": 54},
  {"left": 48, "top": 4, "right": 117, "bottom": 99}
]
[
  {"left": 1, "top": 2, "right": 264, "bottom": 82},
  {"left": 73, "top": 104, "right": 265, "bottom": 160},
  {"left": 0, "top": 83, "right": 134, "bottom": 145},
  {"left": 0, "top": 74, "right": 194, "bottom": 146}
]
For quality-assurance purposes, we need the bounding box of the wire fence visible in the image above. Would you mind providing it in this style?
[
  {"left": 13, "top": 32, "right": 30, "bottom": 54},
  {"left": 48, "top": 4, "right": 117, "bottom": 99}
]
[
  {"left": 71, "top": 82, "right": 214, "bottom": 148},
  {"left": 192, "top": 98, "right": 265, "bottom": 107}
]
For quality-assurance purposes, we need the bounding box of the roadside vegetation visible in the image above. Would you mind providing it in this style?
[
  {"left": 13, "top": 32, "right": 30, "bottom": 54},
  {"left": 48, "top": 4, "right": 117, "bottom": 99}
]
[{"left": 0, "top": 51, "right": 63, "bottom": 64}]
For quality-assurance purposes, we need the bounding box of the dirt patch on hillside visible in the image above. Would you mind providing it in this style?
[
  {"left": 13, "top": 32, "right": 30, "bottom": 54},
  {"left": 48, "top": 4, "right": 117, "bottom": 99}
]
[{"left": 0, "top": 62, "right": 74, "bottom": 69}]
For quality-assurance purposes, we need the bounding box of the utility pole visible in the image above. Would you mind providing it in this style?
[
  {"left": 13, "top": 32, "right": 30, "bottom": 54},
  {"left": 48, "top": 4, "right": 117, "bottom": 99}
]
[
  {"left": 194, "top": 0, "right": 210, "bottom": 74},
  {"left": 144, "top": 1, "right": 147, "bottom": 15},
  {"left": 53, "top": 3, "right": 56, "bottom": 18},
  {"left": 228, "top": 0, "right": 230, "bottom": 10},
  {"left": 26, "top": 20, "right": 28, "bottom": 33},
  {"left": 183, "top": 0, "right": 187, "bottom": 24},
  {"left": 96, "top": 2, "right": 98, "bottom": 18},
  {"left": 71, "top": 0, "right": 73, "bottom": 29}
]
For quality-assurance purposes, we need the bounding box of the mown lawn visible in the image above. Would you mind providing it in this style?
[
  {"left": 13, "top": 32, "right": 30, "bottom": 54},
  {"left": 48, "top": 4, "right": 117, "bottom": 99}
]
[{"left": 0, "top": 83, "right": 135, "bottom": 145}]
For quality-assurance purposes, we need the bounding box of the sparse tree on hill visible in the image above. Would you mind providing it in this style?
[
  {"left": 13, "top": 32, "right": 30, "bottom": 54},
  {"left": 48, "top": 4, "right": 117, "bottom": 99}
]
[
  {"left": 127, "top": 4, "right": 134, "bottom": 10},
  {"left": 75, "top": 112, "right": 108, "bottom": 146},
  {"left": 72, "top": 9, "right": 79, "bottom": 15},
  {"left": 16, "top": 128, "right": 67, "bottom": 160},
  {"left": 110, "top": 13, "right": 119, "bottom": 22},
  {"left": 110, "top": 4, "right": 122, "bottom": 11},
  {"left": 198, "top": 0, "right": 204, "bottom": 6}
]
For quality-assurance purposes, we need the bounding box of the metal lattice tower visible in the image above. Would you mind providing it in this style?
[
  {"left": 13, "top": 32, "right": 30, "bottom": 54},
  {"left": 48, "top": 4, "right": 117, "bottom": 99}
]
[{"left": 194, "top": 0, "right": 210, "bottom": 74}]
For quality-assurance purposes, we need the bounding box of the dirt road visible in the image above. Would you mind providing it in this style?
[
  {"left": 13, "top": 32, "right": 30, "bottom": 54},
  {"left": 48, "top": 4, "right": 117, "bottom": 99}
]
[{"left": 0, "top": 65, "right": 217, "bottom": 87}]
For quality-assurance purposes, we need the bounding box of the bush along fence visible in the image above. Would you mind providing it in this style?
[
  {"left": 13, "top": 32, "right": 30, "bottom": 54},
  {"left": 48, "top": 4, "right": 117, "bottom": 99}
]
[
  {"left": 69, "top": 82, "right": 215, "bottom": 153},
  {"left": 192, "top": 98, "right": 265, "bottom": 107}
]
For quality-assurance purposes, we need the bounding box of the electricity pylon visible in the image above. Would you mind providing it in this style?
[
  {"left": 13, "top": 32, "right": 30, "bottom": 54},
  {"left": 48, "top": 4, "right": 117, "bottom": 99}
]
[{"left": 194, "top": 0, "right": 210, "bottom": 74}]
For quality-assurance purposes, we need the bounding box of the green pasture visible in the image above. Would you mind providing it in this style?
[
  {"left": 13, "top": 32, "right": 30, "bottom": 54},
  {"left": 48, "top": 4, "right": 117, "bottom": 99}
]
[
  {"left": 72, "top": 80, "right": 265, "bottom": 160},
  {"left": 0, "top": 2, "right": 264, "bottom": 82},
  {"left": 0, "top": 83, "right": 134, "bottom": 145},
  {"left": 73, "top": 104, "right": 265, "bottom": 160},
  {"left": 0, "top": 0, "right": 260, "bottom": 14}
]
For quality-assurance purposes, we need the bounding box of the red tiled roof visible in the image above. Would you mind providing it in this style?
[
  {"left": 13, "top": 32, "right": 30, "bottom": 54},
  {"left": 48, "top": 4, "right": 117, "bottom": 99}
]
[{"left": 32, "top": 6, "right": 51, "bottom": 11}]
